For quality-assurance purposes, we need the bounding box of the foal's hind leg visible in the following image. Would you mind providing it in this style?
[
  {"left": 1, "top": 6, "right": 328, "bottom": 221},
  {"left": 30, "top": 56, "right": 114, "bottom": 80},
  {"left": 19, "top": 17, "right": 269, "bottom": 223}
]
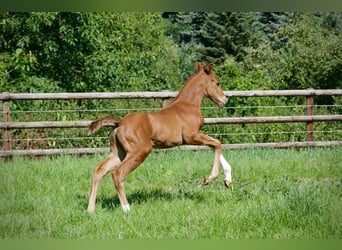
[
  {"left": 88, "top": 130, "right": 122, "bottom": 212},
  {"left": 87, "top": 153, "right": 121, "bottom": 212},
  {"left": 112, "top": 146, "right": 152, "bottom": 212}
]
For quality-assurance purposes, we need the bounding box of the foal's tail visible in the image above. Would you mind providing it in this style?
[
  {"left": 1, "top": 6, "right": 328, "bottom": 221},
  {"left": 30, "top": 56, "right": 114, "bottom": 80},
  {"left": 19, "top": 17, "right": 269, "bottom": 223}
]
[{"left": 88, "top": 116, "right": 120, "bottom": 135}]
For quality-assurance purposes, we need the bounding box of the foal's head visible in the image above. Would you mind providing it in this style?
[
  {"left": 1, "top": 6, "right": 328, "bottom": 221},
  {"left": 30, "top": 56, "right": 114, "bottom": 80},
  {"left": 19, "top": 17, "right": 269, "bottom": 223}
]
[{"left": 197, "top": 61, "right": 228, "bottom": 107}]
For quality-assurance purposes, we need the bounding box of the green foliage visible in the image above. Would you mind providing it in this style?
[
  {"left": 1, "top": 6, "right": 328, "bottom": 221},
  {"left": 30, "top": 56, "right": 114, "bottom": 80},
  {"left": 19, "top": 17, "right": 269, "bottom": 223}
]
[
  {"left": 255, "top": 12, "right": 291, "bottom": 50},
  {"left": 241, "top": 13, "right": 342, "bottom": 91},
  {"left": 282, "top": 13, "right": 342, "bottom": 90},
  {"left": 1, "top": 12, "right": 341, "bottom": 150},
  {"left": 164, "top": 12, "right": 342, "bottom": 91},
  {"left": 164, "top": 12, "right": 262, "bottom": 63},
  {"left": 2, "top": 12, "right": 341, "bottom": 94},
  {"left": 0, "top": 12, "right": 184, "bottom": 93}
]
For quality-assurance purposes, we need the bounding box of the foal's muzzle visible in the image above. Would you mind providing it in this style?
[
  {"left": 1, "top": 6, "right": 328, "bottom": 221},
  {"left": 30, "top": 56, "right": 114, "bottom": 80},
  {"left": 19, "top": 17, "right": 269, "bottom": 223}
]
[{"left": 218, "top": 96, "right": 228, "bottom": 108}]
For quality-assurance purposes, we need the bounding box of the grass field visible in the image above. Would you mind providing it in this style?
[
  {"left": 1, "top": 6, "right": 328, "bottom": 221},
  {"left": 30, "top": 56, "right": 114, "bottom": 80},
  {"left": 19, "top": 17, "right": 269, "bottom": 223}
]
[{"left": 0, "top": 147, "right": 341, "bottom": 239}]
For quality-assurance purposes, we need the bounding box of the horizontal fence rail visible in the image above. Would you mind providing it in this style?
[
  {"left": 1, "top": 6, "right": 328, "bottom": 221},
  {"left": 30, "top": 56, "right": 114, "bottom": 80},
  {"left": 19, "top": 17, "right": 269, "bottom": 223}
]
[
  {"left": 1, "top": 115, "right": 342, "bottom": 129},
  {"left": 2, "top": 141, "right": 342, "bottom": 157},
  {"left": 1, "top": 89, "right": 342, "bottom": 101},
  {"left": 1, "top": 89, "right": 342, "bottom": 159}
]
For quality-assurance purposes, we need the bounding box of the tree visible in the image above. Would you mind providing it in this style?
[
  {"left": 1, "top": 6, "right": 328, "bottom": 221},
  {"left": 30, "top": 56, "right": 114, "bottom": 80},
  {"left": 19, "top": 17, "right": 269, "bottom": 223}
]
[
  {"left": 163, "top": 12, "right": 261, "bottom": 63},
  {"left": 199, "top": 12, "right": 261, "bottom": 62},
  {"left": 254, "top": 12, "right": 291, "bottom": 50},
  {"left": 0, "top": 12, "right": 183, "bottom": 93},
  {"left": 1, "top": 12, "right": 96, "bottom": 92},
  {"left": 284, "top": 13, "right": 341, "bottom": 90},
  {"left": 242, "top": 13, "right": 341, "bottom": 88}
]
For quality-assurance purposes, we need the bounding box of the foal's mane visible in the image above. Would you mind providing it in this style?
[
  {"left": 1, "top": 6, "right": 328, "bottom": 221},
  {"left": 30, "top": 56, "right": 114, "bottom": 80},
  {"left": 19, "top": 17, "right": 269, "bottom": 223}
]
[
  {"left": 167, "top": 61, "right": 212, "bottom": 106},
  {"left": 170, "top": 62, "right": 211, "bottom": 104},
  {"left": 171, "top": 68, "right": 202, "bottom": 104}
]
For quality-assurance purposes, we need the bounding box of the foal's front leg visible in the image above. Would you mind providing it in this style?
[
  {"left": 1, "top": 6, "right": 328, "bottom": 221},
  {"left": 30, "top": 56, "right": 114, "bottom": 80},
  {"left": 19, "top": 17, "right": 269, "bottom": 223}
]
[
  {"left": 220, "top": 154, "right": 232, "bottom": 188},
  {"left": 187, "top": 133, "right": 222, "bottom": 185},
  {"left": 204, "top": 146, "right": 232, "bottom": 188},
  {"left": 187, "top": 132, "right": 232, "bottom": 187}
]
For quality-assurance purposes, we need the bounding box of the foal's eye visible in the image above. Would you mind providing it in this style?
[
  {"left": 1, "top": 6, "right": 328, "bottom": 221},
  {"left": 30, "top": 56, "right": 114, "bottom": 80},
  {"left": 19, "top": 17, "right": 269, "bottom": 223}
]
[{"left": 216, "top": 82, "right": 220, "bottom": 86}]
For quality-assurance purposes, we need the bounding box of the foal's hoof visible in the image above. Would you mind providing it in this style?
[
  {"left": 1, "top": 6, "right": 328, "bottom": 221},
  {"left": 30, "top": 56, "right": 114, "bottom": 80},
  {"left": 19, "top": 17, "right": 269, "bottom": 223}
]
[
  {"left": 87, "top": 206, "right": 95, "bottom": 213},
  {"left": 202, "top": 177, "right": 210, "bottom": 186},
  {"left": 224, "top": 180, "right": 231, "bottom": 188}
]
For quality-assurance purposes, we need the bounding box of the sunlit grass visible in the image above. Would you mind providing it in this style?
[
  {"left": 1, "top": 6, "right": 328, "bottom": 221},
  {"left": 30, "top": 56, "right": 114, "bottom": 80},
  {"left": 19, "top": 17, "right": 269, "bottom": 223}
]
[{"left": 1, "top": 147, "right": 341, "bottom": 239}]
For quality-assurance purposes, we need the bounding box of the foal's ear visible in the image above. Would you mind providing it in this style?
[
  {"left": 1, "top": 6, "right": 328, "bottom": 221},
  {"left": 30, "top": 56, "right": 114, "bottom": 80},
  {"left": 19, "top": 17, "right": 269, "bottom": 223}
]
[
  {"left": 204, "top": 61, "right": 212, "bottom": 74},
  {"left": 196, "top": 61, "right": 203, "bottom": 72}
]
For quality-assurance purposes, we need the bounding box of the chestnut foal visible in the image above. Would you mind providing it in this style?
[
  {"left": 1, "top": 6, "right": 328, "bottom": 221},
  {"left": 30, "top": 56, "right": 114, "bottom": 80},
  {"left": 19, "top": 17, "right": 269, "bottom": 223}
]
[{"left": 87, "top": 62, "right": 232, "bottom": 212}]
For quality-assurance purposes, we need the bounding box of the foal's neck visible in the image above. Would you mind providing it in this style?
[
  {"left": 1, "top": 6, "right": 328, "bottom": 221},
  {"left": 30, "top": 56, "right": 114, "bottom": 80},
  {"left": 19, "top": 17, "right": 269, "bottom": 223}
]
[{"left": 172, "top": 73, "right": 205, "bottom": 109}]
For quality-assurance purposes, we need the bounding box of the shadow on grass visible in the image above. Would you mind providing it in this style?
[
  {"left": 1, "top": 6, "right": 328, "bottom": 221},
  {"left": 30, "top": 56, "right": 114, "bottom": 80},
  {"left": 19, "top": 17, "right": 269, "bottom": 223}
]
[{"left": 80, "top": 187, "right": 208, "bottom": 211}]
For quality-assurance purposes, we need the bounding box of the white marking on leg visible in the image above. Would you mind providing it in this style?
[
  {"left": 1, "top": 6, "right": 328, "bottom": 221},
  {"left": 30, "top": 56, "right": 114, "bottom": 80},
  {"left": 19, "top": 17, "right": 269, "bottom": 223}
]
[
  {"left": 220, "top": 154, "right": 232, "bottom": 182},
  {"left": 122, "top": 204, "right": 131, "bottom": 213}
]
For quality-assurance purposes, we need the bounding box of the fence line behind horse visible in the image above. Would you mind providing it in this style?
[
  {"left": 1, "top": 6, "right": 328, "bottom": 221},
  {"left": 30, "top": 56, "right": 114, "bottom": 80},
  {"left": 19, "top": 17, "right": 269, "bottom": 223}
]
[{"left": 1, "top": 89, "right": 342, "bottom": 159}]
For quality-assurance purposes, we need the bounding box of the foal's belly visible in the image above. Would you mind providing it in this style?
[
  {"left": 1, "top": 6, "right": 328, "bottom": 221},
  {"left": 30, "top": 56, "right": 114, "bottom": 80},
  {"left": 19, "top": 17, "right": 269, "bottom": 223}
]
[
  {"left": 148, "top": 111, "right": 185, "bottom": 148},
  {"left": 151, "top": 139, "right": 182, "bottom": 149},
  {"left": 151, "top": 128, "right": 183, "bottom": 148}
]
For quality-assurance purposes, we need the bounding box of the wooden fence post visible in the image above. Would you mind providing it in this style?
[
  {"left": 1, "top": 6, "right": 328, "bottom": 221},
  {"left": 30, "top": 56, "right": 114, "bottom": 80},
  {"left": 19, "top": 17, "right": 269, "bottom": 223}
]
[
  {"left": 306, "top": 94, "right": 314, "bottom": 141},
  {"left": 2, "top": 98, "right": 12, "bottom": 161}
]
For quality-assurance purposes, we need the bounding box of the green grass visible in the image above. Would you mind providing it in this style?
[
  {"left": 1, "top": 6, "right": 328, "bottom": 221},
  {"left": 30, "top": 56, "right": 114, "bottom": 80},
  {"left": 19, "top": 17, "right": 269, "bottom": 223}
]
[{"left": 0, "top": 147, "right": 341, "bottom": 239}]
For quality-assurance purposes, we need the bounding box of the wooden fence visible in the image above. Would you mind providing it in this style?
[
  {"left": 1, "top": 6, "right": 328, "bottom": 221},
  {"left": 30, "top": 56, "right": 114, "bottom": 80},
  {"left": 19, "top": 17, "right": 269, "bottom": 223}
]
[{"left": 1, "top": 89, "right": 342, "bottom": 159}]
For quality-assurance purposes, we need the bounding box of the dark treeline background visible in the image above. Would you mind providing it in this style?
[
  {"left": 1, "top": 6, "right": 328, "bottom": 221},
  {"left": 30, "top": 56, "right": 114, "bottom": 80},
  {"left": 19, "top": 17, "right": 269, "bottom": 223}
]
[{"left": 1, "top": 12, "right": 341, "bottom": 148}]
